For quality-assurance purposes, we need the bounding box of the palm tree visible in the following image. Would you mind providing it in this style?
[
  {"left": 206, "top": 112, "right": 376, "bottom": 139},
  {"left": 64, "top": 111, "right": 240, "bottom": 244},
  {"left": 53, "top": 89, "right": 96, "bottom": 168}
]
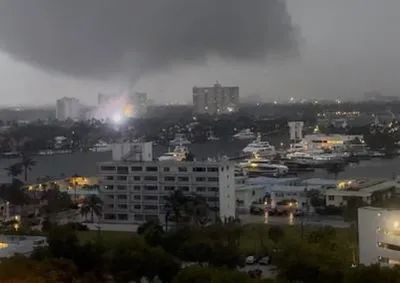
[
  {"left": 80, "top": 194, "right": 103, "bottom": 223},
  {"left": 20, "top": 154, "right": 36, "bottom": 183},
  {"left": 5, "top": 163, "right": 22, "bottom": 179},
  {"left": 164, "top": 189, "right": 187, "bottom": 226}
]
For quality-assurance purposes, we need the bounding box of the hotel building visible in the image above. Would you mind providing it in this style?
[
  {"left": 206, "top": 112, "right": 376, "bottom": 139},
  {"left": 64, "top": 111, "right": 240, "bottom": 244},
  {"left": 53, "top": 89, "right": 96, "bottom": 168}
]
[{"left": 98, "top": 142, "right": 236, "bottom": 224}]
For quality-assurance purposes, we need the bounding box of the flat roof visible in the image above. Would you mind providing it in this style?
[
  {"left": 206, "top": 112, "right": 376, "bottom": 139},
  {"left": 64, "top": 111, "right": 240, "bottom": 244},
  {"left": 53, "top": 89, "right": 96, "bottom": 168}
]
[
  {"left": 327, "top": 180, "right": 396, "bottom": 196},
  {"left": 0, "top": 236, "right": 46, "bottom": 258}
]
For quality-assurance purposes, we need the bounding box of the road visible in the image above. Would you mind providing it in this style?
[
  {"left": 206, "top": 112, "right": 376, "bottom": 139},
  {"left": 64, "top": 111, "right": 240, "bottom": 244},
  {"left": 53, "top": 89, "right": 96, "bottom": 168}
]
[{"left": 240, "top": 214, "right": 350, "bottom": 228}]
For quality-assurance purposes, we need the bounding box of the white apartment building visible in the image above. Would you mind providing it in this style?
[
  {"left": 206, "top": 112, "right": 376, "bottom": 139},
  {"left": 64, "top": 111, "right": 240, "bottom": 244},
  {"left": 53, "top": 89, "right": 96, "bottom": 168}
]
[
  {"left": 98, "top": 142, "right": 236, "bottom": 224},
  {"left": 358, "top": 207, "right": 400, "bottom": 266},
  {"left": 193, "top": 82, "right": 239, "bottom": 115},
  {"left": 56, "top": 97, "right": 81, "bottom": 121}
]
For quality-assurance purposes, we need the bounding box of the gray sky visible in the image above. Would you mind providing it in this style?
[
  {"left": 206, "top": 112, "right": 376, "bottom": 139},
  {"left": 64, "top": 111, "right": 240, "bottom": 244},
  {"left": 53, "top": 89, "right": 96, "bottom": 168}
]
[{"left": 0, "top": 0, "right": 399, "bottom": 106}]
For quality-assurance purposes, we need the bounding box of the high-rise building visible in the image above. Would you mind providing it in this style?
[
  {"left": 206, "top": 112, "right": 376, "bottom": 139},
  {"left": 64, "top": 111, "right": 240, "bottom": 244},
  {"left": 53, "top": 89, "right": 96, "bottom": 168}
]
[
  {"left": 193, "top": 82, "right": 239, "bottom": 115},
  {"left": 98, "top": 142, "right": 236, "bottom": 224},
  {"left": 358, "top": 207, "right": 400, "bottom": 266},
  {"left": 129, "top": 92, "right": 148, "bottom": 117},
  {"left": 56, "top": 97, "right": 81, "bottom": 121},
  {"left": 288, "top": 121, "right": 304, "bottom": 142}
]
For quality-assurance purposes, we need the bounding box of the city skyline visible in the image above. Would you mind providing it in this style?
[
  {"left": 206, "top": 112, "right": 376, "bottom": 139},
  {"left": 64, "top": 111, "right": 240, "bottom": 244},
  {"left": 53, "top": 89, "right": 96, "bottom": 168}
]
[{"left": 0, "top": 0, "right": 399, "bottom": 106}]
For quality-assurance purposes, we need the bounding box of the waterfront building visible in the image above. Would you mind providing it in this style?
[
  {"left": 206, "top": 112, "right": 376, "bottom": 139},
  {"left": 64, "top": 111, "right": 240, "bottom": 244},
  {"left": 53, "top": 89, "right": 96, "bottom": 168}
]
[
  {"left": 56, "top": 97, "right": 81, "bottom": 121},
  {"left": 288, "top": 121, "right": 304, "bottom": 142},
  {"left": 358, "top": 207, "right": 400, "bottom": 266},
  {"left": 303, "top": 134, "right": 364, "bottom": 150},
  {"left": 98, "top": 142, "right": 236, "bottom": 224},
  {"left": 193, "top": 82, "right": 239, "bottom": 115},
  {"left": 326, "top": 180, "right": 398, "bottom": 207}
]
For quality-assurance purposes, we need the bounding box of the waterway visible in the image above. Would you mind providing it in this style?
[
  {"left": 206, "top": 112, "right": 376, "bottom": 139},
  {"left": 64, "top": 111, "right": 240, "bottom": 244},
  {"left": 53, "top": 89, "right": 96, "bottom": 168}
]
[{"left": 0, "top": 136, "right": 399, "bottom": 183}]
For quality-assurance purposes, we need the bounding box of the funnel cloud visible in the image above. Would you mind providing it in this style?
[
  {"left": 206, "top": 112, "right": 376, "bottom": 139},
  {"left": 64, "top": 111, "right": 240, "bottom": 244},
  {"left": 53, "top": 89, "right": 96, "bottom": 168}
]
[{"left": 0, "top": 0, "right": 299, "bottom": 80}]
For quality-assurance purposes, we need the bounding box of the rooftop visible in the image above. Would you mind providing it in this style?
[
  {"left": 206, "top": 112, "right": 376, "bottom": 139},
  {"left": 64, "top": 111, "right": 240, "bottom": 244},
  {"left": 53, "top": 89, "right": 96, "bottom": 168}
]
[{"left": 0, "top": 235, "right": 47, "bottom": 258}]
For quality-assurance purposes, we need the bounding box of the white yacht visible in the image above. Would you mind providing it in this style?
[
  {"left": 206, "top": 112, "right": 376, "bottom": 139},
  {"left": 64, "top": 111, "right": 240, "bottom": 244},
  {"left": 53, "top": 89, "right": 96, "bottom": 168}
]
[
  {"left": 242, "top": 135, "right": 276, "bottom": 156},
  {"left": 90, "top": 141, "right": 113, "bottom": 152},
  {"left": 207, "top": 131, "right": 220, "bottom": 141},
  {"left": 233, "top": 129, "right": 256, "bottom": 140},
  {"left": 169, "top": 134, "right": 191, "bottom": 146},
  {"left": 239, "top": 158, "right": 288, "bottom": 176},
  {"left": 286, "top": 150, "right": 342, "bottom": 166},
  {"left": 158, "top": 145, "right": 189, "bottom": 161}
]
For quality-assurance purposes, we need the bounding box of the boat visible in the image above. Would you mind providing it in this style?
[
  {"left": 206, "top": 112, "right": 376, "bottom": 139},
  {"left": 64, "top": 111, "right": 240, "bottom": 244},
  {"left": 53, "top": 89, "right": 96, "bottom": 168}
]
[
  {"left": 242, "top": 135, "right": 276, "bottom": 156},
  {"left": 286, "top": 150, "right": 343, "bottom": 167},
  {"left": 169, "top": 134, "right": 191, "bottom": 146},
  {"left": 233, "top": 129, "right": 256, "bottom": 140},
  {"left": 90, "top": 141, "right": 113, "bottom": 152},
  {"left": 238, "top": 158, "right": 288, "bottom": 177},
  {"left": 207, "top": 131, "right": 220, "bottom": 141},
  {"left": 158, "top": 145, "right": 189, "bottom": 161},
  {"left": 37, "top": 150, "right": 55, "bottom": 156}
]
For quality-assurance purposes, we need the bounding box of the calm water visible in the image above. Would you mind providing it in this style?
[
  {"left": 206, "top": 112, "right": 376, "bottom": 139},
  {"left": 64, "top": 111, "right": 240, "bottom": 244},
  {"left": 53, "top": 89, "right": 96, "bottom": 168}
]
[{"left": 1, "top": 136, "right": 400, "bottom": 182}]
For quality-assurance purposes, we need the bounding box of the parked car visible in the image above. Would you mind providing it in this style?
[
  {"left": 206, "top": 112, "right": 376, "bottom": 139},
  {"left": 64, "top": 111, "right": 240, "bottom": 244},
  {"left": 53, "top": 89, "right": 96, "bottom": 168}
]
[
  {"left": 259, "top": 256, "right": 271, "bottom": 265},
  {"left": 245, "top": 255, "right": 257, "bottom": 265}
]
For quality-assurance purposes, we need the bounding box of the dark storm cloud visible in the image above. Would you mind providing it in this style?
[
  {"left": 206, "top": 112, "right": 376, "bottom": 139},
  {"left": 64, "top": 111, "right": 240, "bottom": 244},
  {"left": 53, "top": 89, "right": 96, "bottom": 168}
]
[{"left": 0, "top": 0, "right": 299, "bottom": 80}]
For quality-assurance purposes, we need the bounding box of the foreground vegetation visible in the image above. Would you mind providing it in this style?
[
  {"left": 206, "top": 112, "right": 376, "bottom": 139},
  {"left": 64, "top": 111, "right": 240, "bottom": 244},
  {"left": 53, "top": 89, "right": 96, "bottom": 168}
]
[{"left": 0, "top": 219, "right": 398, "bottom": 282}]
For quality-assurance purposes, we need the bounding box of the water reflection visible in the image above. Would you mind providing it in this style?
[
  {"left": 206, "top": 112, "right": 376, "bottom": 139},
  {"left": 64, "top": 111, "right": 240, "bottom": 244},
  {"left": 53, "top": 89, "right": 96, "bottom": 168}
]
[
  {"left": 288, "top": 213, "right": 294, "bottom": 225},
  {"left": 264, "top": 211, "right": 268, "bottom": 224}
]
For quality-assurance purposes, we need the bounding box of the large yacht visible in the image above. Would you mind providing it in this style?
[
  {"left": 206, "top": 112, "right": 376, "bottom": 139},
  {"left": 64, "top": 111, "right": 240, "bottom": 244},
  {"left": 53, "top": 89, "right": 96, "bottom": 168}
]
[
  {"left": 90, "top": 141, "right": 113, "bottom": 152},
  {"left": 233, "top": 129, "right": 256, "bottom": 140},
  {"left": 286, "top": 150, "right": 343, "bottom": 166},
  {"left": 158, "top": 145, "right": 189, "bottom": 161},
  {"left": 169, "top": 134, "right": 191, "bottom": 146},
  {"left": 242, "top": 135, "right": 276, "bottom": 156},
  {"left": 239, "top": 158, "right": 288, "bottom": 176}
]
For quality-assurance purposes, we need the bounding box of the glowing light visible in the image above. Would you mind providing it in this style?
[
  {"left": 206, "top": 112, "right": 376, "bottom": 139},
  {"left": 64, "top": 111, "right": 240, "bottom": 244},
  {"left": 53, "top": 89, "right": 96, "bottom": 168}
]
[
  {"left": 112, "top": 113, "right": 122, "bottom": 124},
  {"left": 394, "top": 221, "right": 399, "bottom": 229},
  {"left": 227, "top": 107, "right": 234, "bottom": 112}
]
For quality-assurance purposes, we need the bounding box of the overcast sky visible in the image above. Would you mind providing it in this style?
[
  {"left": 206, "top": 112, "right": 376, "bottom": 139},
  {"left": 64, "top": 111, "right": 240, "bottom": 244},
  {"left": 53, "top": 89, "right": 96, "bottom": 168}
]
[{"left": 0, "top": 0, "right": 399, "bottom": 106}]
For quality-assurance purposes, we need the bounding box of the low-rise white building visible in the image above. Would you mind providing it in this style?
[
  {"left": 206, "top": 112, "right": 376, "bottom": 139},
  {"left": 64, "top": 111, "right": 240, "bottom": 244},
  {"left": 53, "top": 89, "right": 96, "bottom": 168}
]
[
  {"left": 358, "top": 207, "right": 400, "bottom": 266},
  {"left": 326, "top": 180, "right": 396, "bottom": 207},
  {"left": 0, "top": 236, "right": 47, "bottom": 258}
]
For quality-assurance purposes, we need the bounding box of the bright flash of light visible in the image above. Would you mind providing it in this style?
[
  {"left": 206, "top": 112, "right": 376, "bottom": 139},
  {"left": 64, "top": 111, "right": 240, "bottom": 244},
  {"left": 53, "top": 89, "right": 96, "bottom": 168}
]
[{"left": 112, "top": 113, "right": 122, "bottom": 124}]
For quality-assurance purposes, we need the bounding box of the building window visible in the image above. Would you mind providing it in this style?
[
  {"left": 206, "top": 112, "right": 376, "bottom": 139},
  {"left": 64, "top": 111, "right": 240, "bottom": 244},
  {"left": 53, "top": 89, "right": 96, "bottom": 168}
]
[
  {"left": 133, "top": 176, "right": 141, "bottom": 181},
  {"left": 180, "top": 186, "right": 189, "bottom": 192},
  {"left": 164, "top": 167, "right": 170, "bottom": 172},
  {"left": 208, "top": 187, "right": 219, "bottom": 192},
  {"left": 117, "top": 185, "right": 127, "bottom": 190},
  {"left": 145, "top": 215, "right": 159, "bottom": 221},
  {"left": 117, "top": 204, "right": 128, "bottom": 209},
  {"left": 106, "top": 195, "right": 114, "bottom": 200},
  {"left": 133, "top": 204, "right": 141, "bottom": 210},
  {"left": 196, "top": 177, "right": 206, "bottom": 182},
  {"left": 178, "top": 167, "right": 187, "bottom": 172},
  {"left": 133, "top": 195, "right": 141, "bottom": 200},
  {"left": 144, "top": 205, "right": 158, "bottom": 211},
  {"left": 100, "top": 166, "right": 116, "bottom": 171},
  {"left": 105, "top": 176, "right": 114, "bottom": 180},
  {"left": 164, "top": 186, "right": 175, "bottom": 191},
  {"left": 144, "top": 176, "right": 158, "bottom": 181},
  {"left": 178, "top": 176, "right": 189, "bottom": 182},
  {"left": 208, "top": 177, "right": 219, "bottom": 182},
  {"left": 117, "top": 214, "right": 128, "bottom": 220},
  {"left": 164, "top": 176, "right": 175, "bottom": 182},
  {"left": 117, "top": 166, "right": 129, "bottom": 174},
  {"left": 134, "top": 214, "right": 144, "bottom": 221},
  {"left": 131, "top": 166, "right": 143, "bottom": 171},
  {"left": 117, "top": 195, "right": 127, "bottom": 200},
  {"left": 207, "top": 197, "right": 219, "bottom": 202},
  {"left": 207, "top": 167, "right": 218, "bottom": 172},
  {"left": 104, "top": 185, "right": 114, "bottom": 190},
  {"left": 117, "top": 176, "right": 127, "bottom": 181},
  {"left": 104, "top": 213, "right": 116, "bottom": 220},
  {"left": 106, "top": 204, "right": 114, "bottom": 209},
  {"left": 146, "top": 166, "right": 158, "bottom": 172},
  {"left": 328, "top": 196, "right": 335, "bottom": 201},
  {"left": 144, "top": 195, "right": 158, "bottom": 201},
  {"left": 144, "top": 185, "right": 158, "bottom": 191},
  {"left": 196, "top": 187, "right": 206, "bottom": 192},
  {"left": 193, "top": 167, "right": 206, "bottom": 172}
]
